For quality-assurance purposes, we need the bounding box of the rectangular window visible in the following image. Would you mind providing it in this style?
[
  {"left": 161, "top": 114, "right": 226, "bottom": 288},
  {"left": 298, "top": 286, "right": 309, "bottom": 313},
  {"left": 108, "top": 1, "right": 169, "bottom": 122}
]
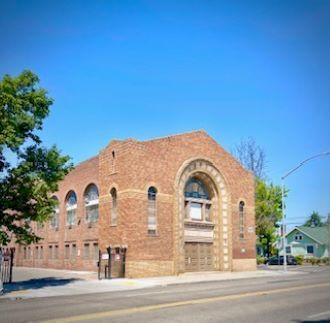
[
  {"left": 205, "top": 204, "right": 212, "bottom": 222},
  {"left": 286, "top": 246, "right": 291, "bottom": 254},
  {"left": 35, "top": 246, "right": 39, "bottom": 259},
  {"left": 40, "top": 246, "right": 43, "bottom": 260},
  {"left": 67, "top": 209, "right": 76, "bottom": 226},
  {"left": 190, "top": 203, "right": 202, "bottom": 221},
  {"left": 148, "top": 199, "right": 157, "bottom": 235},
  {"left": 93, "top": 243, "right": 99, "bottom": 260},
  {"left": 48, "top": 245, "right": 53, "bottom": 259},
  {"left": 84, "top": 243, "right": 90, "bottom": 259},
  {"left": 71, "top": 244, "right": 77, "bottom": 259},
  {"left": 185, "top": 201, "right": 190, "bottom": 219},
  {"left": 65, "top": 244, "right": 70, "bottom": 259},
  {"left": 23, "top": 247, "right": 27, "bottom": 259},
  {"left": 54, "top": 245, "right": 59, "bottom": 259},
  {"left": 307, "top": 245, "right": 314, "bottom": 254}
]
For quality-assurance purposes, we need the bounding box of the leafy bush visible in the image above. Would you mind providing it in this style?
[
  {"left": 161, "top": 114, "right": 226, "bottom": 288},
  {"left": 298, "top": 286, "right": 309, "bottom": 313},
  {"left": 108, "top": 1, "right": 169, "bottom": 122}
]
[
  {"left": 295, "top": 255, "right": 304, "bottom": 265},
  {"left": 321, "top": 257, "right": 330, "bottom": 265},
  {"left": 256, "top": 255, "right": 266, "bottom": 265},
  {"left": 310, "top": 257, "right": 321, "bottom": 265}
]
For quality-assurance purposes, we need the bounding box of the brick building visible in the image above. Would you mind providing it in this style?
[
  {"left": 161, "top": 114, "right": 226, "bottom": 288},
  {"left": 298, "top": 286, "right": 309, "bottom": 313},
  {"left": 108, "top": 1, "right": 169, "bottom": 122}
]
[{"left": 14, "top": 130, "right": 256, "bottom": 277}]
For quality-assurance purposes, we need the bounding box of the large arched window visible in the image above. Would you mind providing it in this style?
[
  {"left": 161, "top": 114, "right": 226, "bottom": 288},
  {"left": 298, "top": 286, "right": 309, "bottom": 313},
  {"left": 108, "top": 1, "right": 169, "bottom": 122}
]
[
  {"left": 147, "top": 187, "right": 157, "bottom": 235},
  {"left": 50, "top": 196, "right": 59, "bottom": 229},
  {"left": 239, "top": 201, "right": 245, "bottom": 239},
  {"left": 184, "top": 177, "right": 212, "bottom": 222},
  {"left": 85, "top": 184, "right": 99, "bottom": 223},
  {"left": 110, "top": 188, "right": 117, "bottom": 225},
  {"left": 66, "top": 191, "right": 77, "bottom": 226}
]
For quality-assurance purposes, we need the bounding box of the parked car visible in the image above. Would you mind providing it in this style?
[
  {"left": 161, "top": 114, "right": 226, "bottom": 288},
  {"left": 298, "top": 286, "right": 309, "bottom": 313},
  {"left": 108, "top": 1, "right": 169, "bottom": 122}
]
[{"left": 267, "top": 255, "right": 297, "bottom": 265}]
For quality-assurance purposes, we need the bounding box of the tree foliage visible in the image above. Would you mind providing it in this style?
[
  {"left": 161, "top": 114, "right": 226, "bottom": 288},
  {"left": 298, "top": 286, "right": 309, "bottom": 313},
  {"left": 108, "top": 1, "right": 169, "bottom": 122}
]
[
  {"left": 255, "top": 178, "right": 284, "bottom": 256},
  {"left": 232, "top": 137, "right": 284, "bottom": 257},
  {"left": 304, "top": 211, "right": 324, "bottom": 227},
  {"left": 0, "top": 70, "right": 72, "bottom": 245}
]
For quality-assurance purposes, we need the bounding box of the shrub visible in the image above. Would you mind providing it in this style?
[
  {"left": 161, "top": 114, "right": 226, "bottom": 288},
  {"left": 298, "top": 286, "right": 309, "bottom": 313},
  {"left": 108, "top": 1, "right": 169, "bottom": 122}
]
[
  {"left": 295, "top": 255, "right": 304, "bottom": 265},
  {"left": 310, "top": 257, "right": 321, "bottom": 265},
  {"left": 321, "top": 257, "right": 330, "bottom": 265},
  {"left": 256, "top": 255, "right": 266, "bottom": 265}
]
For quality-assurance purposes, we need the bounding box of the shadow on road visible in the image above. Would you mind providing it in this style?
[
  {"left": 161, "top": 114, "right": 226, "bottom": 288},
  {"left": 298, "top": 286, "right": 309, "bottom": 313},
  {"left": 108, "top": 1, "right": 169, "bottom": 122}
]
[{"left": 3, "top": 277, "right": 81, "bottom": 293}]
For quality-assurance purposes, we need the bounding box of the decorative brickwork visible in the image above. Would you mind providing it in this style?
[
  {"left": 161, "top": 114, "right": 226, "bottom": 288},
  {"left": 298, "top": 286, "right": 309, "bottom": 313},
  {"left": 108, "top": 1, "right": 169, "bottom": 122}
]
[{"left": 12, "top": 131, "right": 256, "bottom": 276}]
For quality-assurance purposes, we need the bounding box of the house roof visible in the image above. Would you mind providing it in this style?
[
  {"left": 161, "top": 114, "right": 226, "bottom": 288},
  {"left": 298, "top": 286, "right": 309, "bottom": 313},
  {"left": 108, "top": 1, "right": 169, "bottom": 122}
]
[{"left": 290, "top": 226, "right": 329, "bottom": 245}]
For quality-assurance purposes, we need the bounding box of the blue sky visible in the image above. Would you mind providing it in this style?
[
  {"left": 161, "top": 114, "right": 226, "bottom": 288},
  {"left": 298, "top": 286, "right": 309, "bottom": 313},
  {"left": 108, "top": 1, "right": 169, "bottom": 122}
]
[{"left": 1, "top": 0, "right": 329, "bottom": 228}]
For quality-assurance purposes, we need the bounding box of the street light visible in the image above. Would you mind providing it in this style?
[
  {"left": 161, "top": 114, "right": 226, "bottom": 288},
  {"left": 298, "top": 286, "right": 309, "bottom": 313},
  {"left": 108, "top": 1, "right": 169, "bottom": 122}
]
[{"left": 281, "top": 151, "right": 330, "bottom": 272}]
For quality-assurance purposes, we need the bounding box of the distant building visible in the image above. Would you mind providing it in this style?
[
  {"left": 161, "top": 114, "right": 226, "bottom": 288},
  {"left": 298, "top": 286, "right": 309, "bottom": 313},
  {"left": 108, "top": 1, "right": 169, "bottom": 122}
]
[
  {"left": 279, "top": 226, "right": 330, "bottom": 258},
  {"left": 13, "top": 130, "right": 256, "bottom": 277}
]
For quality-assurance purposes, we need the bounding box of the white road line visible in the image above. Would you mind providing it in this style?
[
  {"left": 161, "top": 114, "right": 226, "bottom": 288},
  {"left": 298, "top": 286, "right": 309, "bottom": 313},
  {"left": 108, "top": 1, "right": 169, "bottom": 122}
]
[{"left": 308, "top": 310, "right": 330, "bottom": 319}]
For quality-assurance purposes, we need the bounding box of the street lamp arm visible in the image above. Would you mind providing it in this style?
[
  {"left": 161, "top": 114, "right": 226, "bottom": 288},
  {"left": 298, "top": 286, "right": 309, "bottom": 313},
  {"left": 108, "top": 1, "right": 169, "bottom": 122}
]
[
  {"left": 280, "top": 151, "right": 330, "bottom": 273},
  {"left": 281, "top": 152, "right": 330, "bottom": 180}
]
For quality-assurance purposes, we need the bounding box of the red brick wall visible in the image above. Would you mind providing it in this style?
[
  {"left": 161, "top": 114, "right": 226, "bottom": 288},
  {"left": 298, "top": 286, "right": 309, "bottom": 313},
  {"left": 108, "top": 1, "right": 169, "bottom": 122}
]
[{"left": 14, "top": 130, "right": 256, "bottom": 273}]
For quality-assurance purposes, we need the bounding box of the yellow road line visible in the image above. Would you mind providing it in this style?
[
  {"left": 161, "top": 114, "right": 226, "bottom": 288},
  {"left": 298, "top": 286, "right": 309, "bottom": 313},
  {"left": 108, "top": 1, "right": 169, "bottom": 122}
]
[{"left": 42, "top": 282, "right": 330, "bottom": 323}]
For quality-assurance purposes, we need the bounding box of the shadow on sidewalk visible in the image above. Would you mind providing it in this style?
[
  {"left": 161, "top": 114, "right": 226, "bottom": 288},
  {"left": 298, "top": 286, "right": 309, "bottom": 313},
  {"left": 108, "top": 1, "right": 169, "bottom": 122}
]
[{"left": 3, "top": 277, "right": 81, "bottom": 293}]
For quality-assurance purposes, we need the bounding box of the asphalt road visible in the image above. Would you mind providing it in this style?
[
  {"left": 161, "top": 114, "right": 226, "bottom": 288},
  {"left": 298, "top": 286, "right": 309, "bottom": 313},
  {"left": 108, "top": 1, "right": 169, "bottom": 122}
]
[{"left": 0, "top": 267, "right": 329, "bottom": 323}]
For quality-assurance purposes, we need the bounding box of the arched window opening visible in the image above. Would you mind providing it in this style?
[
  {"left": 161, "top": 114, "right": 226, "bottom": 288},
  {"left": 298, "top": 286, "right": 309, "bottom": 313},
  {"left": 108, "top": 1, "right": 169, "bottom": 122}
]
[
  {"left": 66, "top": 191, "right": 77, "bottom": 226},
  {"left": 110, "top": 188, "right": 117, "bottom": 225},
  {"left": 85, "top": 184, "right": 99, "bottom": 223},
  {"left": 184, "top": 177, "right": 212, "bottom": 222},
  {"left": 50, "top": 196, "right": 60, "bottom": 229},
  {"left": 148, "top": 187, "right": 157, "bottom": 235},
  {"left": 239, "top": 201, "right": 245, "bottom": 239},
  {"left": 184, "top": 178, "right": 210, "bottom": 200}
]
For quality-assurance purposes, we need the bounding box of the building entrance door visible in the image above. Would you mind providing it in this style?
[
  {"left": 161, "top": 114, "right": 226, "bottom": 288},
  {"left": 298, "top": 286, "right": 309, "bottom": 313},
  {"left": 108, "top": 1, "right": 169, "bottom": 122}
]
[{"left": 184, "top": 242, "right": 213, "bottom": 272}]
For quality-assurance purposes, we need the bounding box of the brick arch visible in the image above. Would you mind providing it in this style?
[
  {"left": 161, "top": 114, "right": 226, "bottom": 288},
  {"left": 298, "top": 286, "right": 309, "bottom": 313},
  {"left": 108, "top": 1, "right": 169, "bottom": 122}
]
[{"left": 173, "top": 158, "right": 232, "bottom": 273}]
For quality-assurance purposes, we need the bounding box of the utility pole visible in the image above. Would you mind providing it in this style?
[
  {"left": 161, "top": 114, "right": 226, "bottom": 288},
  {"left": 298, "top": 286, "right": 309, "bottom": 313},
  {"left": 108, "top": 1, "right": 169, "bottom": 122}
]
[{"left": 281, "top": 152, "right": 330, "bottom": 272}]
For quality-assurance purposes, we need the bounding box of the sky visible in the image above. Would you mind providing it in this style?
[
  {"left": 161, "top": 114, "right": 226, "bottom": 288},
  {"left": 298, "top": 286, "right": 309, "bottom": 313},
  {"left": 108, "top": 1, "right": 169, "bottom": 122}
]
[{"left": 1, "top": 0, "right": 330, "bottom": 228}]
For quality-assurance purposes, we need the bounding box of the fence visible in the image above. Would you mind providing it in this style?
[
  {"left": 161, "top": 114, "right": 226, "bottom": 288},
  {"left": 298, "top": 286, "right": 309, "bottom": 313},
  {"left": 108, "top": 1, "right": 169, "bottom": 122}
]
[
  {"left": 98, "top": 246, "right": 126, "bottom": 280},
  {"left": 0, "top": 248, "right": 15, "bottom": 284}
]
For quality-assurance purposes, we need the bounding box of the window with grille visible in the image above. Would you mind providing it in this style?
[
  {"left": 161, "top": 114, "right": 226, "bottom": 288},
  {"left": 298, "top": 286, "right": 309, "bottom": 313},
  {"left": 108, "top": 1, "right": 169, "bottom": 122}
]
[
  {"left": 72, "top": 244, "right": 77, "bottom": 259},
  {"left": 110, "top": 188, "right": 117, "bottom": 225},
  {"left": 65, "top": 244, "right": 70, "bottom": 259},
  {"left": 48, "top": 245, "right": 53, "bottom": 259},
  {"left": 84, "top": 184, "right": 99, "bottom": 223},
  {"left": 50, "top": 196, "right": 60, "bottom": 229},
  {"left": 239, "top": 201, "right": 245, "bottom": 239},
  {"left": 148, "top": 187, "right": 157, "bottom": 235},
  {"left": 66, "top": 191, "right": 77, "bottom": 226},
  {"left": 54, "top": 245, "right": 59, "bottom": 259},
  {"left": 93, "top": 243, "right": 99, "bottom": 260},
  {"left": 84, "top": 243, "right": 90, "bottom": 259},
  {"left": 184, "top": 177, "right": 212, "bottom": 222}
]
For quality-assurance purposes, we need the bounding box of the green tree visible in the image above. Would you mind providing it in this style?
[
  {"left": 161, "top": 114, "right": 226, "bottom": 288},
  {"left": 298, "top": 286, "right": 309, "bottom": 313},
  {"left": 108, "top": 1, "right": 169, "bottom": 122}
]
[
  {"left": 0, "top": 70, "right": 72, "bottom": 246},
  {"left": 255, "top": 178, "right": 284, "bottom": 257},
  {"left": 304, "top": 211, "right": 323, "bottom": 227},
  {"left": 232, "top": 138, "right": 285, "bottom": 257}
]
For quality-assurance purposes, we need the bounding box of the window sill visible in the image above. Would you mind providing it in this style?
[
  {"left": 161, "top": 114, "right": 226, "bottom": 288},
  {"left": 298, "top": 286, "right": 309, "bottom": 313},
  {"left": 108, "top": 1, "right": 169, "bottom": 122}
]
[
  {"left": 184, "top": 220, "right": 214, "bottom": 228},
  {"left": 147, "top": 234, "right": 159, "bottom": 238}
]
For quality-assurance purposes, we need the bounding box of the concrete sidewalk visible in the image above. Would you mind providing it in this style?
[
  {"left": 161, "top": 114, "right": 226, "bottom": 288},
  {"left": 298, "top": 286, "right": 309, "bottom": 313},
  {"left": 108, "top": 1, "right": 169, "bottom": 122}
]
[{"left": 0, "top": 267, "right": 301, "bottom": 300}]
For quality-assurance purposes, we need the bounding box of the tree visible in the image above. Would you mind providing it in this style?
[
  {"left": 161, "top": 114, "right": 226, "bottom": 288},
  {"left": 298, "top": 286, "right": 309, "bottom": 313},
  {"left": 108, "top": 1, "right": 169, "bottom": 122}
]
[
  {"left": 232, "top": 137, "right": 267, "bottom": 180},
  {"left": 304, "top": 211, "right": 324, "bottom": 227},
  {"left": 232, "top": 137, "right": 285, "bottom": 257},
  {"left": 0, "top": 70, "right": 72, "bottom": 246},
  {"left": 255, "top": 178, "right": 284, "bottom": 257}
]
